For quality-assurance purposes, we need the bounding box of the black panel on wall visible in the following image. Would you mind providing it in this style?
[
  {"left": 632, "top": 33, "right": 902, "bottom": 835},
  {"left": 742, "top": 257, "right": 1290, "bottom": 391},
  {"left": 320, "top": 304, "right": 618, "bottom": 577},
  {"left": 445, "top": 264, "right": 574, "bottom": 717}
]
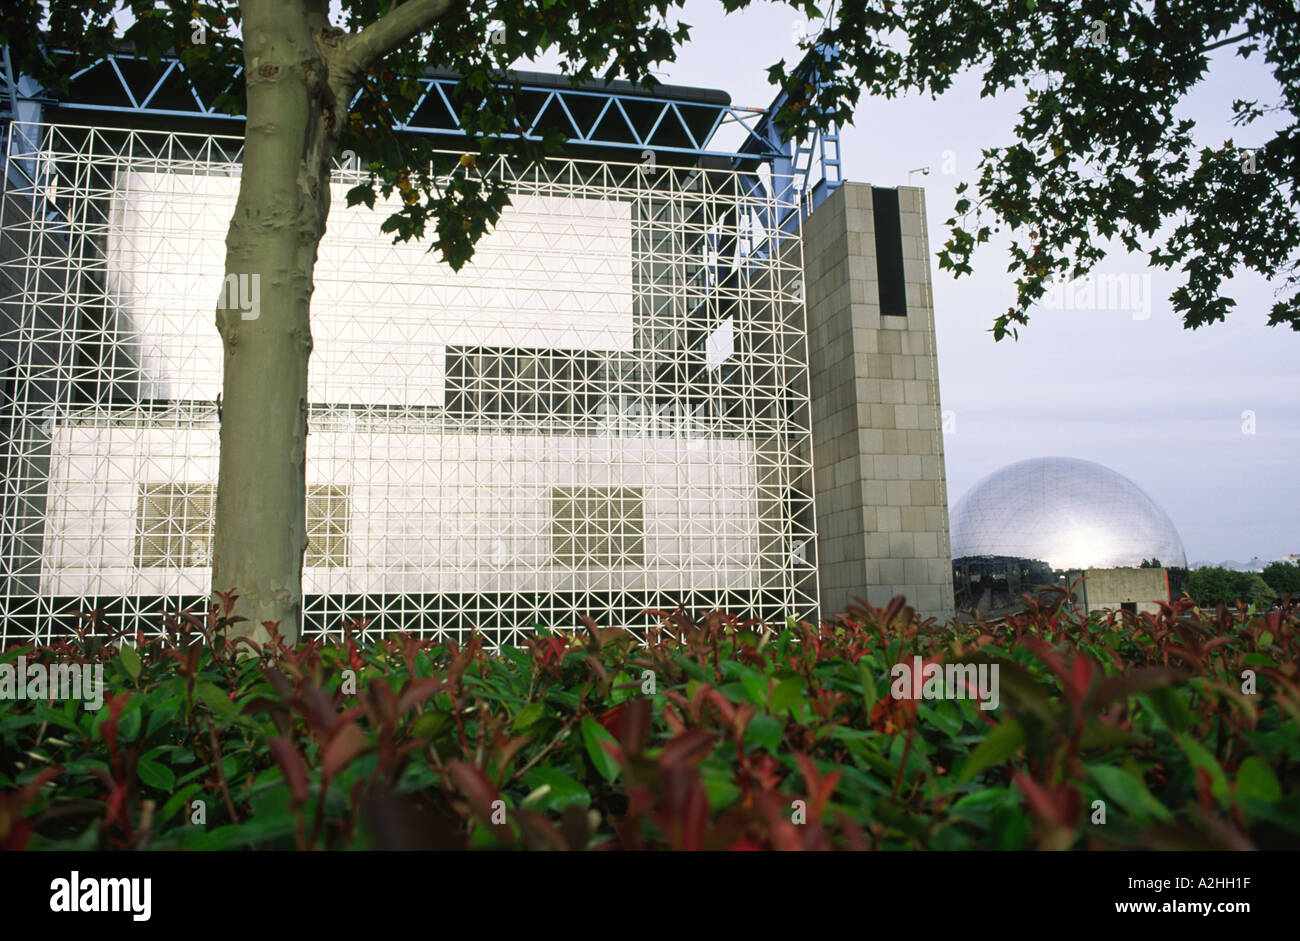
[{"left": 871, "top": 187, "right": 908, "bottom": 318}]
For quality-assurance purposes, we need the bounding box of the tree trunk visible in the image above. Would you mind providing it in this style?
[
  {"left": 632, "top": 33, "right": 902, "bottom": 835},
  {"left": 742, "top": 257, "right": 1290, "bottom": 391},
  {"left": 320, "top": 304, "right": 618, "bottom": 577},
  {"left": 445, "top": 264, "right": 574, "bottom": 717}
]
[{"left": 213, "top": 0, "right": 347, "bottom": 641}]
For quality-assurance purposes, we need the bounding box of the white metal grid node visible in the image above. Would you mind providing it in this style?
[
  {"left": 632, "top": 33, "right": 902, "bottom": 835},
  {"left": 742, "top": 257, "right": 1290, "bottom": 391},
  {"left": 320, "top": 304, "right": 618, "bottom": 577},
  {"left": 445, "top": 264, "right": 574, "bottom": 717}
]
[{"left": 0, "top": 122, "right": 818, "bottom": 644}]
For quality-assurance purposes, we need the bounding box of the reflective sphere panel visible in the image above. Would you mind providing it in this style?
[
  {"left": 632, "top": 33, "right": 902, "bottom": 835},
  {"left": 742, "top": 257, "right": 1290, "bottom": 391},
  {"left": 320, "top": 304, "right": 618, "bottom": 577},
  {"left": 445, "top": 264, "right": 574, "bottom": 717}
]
[{"left": 950, "top": 457, "right": 1186, "bottom": 570}]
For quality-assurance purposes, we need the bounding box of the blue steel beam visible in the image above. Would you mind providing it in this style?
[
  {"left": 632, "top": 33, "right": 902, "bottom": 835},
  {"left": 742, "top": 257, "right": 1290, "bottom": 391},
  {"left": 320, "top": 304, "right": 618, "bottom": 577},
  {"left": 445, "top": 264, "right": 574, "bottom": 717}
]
[{"left": 9, "top": 51, "right": 784, "bottom": 162}]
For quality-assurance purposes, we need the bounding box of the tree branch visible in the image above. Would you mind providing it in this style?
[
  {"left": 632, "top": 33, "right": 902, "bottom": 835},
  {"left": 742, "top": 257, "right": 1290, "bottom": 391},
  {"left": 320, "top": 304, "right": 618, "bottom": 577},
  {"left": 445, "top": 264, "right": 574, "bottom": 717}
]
[
  {"left": 341, "top": 0, "right": 456, "bottom": 79},
  {"left": 1202, "top": 30, "right": 1257, "bottom": 53}
]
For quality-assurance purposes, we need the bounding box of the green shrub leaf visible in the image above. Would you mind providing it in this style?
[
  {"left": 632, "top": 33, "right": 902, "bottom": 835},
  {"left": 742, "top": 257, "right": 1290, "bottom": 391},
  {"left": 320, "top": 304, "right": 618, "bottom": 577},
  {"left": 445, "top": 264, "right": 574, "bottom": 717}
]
[
  {"left": 1086, "top": 764, "right": 1172, "bottom": 822},
  {"left": 523, "top": 767, "right": 590, "bottom": 812},
  {"left": 136, "top": 758, "right": 175, "bottom": 792},
  {"left": 769, "top": 675, "right": 805, "bottom": 716},
  {"left": 959, "top": 719, "right": 1025, "bottom": 781},
  {"left": 744, "top": 714, "right": 784, "bottom": 754},
  {"left": 119, "top": 643, "right": 142, "bottom": 682},
  {"left": 1235, "top": 756, "right": 1281, "bottom": 803},
  {"left": 580, "top": 717, "right": 620, "bottom": 783},
  {"left": 1175, "top": 733, "right": 1231, "bottom": 804}
]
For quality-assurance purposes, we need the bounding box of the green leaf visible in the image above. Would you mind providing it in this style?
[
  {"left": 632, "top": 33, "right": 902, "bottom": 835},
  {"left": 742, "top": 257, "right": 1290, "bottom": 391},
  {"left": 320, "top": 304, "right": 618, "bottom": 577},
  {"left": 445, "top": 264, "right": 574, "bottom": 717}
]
[
  {"left": 609, "top": 671, "right": 632, "bottom": 705},
  {"left": 32, "top": 703, "right": 83, "bottom": 736},
  {"left": 580, "top": 717, "right": 620, "bottom": 783},
  {"left": 246, "top": 787, "right": 298, "bottom": 840},
  {"left": 195, "top": 681, "right": 236, "bottom": 720},
  {"left": 119, "top": 643, "right": 142, "bottom": 682},
  {"left": 990, "top": 804, "right": 1032, "bottom": 849},
  {"left": 744, "top": 714, "right": 784, "bottom": 754},
  {"left": 855, "top": 743, "right": 898, "bottom": 780},
  {"left": 345, "top": 183, "right": 375, "bottom": 209},
  {"left": 159, "top": 784, "right": 202, "bottom": 825},
  {"left": 769, "top": 675, "right": 805, "bottom": 716},
  {"left": 858, "top": 660, "right": 878, "bottom": 712},
  {"left": 958, "top": 719, "right": 1025, "bottom": 781},
  {"left": 523, "top": 767, "right": 590, "bottom": 813},
  {"left": 410, "top": 711, "right": 450, "bottom": 740},
  {"left": 183, "top": 824, "right": 243, "bottom": 851},
  {"left": 889, "top": 732, "right": 930, "bottom": 775},
  {"left": 1079, "top": 719, "right": 1137, "bottom": 750},
  {"left": 739, "top": 673, "right": 768, "bottom": 708},
  {"left": 975, "top": 655, "right": 1055, "bottom": 724},
  {"left": 949, "top": 787, "right": 1012, "bottom": 820},
  {"left": 1140, "top": 687, "right": 1191, "bottom": 733},
  {"left": 1175, "top": 733, "right": 1230, "bottom": 805},
  {"left": 919, "top": 701, "right": 963, "bottom": 739},
  {"left": 1086, "top": 764, "right": 1172, "bottom": 822},
  {"left": 512, "top": 702, "right": 545, "bottom": 732},
  {"left": 1235, "top": 797, "right": 1300, "bottom": 835},
  {"left": 1235, "top": 756, "right": 1281, "bottom": 803},
  {"left": 136, "top": 758, "right": 175, "bottom": 792},
  {"left": 701, "top": 762, "right": 742, "bottom": 809}
]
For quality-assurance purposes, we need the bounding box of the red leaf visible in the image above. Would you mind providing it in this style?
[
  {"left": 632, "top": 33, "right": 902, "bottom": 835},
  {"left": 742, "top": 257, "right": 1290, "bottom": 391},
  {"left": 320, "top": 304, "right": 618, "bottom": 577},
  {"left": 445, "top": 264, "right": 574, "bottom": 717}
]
[
  {"left": 1013, "top": 772, "right": 1080, "bottom": 829},
  {"left": 794, "top": 752, "right": 842, "bottom": 820},
  {"left": 325, "top": 705, "right": 367, "bottom": 742},
  {"left": 396, "top": 676, "right": 447, "bottom": 716},
  {"left": 658, "top": 729, "right": 715, "bottom": 769},
  {"left": 597, "top": 703, "right": 625, "bottom": 738},
  {"left": 321, "top": 723, "right": 369, "bottom": 779},
  {"left": 447, "top": 761, "right": 512, "bottom": 842},
  {"left": 619, "top": 696, "right": 652, "bottom": 758},
  {"left": 514, "top": 808, "right": 568, "bottom": 850},
  {"left": 267, "top": 737, "right": 310, "bottom": 803},
  {"left": 1195, "top": 767, "right": 1215, "bottom": 811},
  {"left": 681, "top": 777, "right": 709, "bottom": 851}
]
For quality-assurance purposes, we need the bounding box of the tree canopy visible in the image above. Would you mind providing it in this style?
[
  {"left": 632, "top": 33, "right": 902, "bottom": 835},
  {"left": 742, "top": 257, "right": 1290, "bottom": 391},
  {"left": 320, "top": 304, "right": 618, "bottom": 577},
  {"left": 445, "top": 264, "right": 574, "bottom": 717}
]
[
  {"left": 1261, "top": 560, "right": 1300, "bottom": 597},
  {"left": 1187, "top": 566, "right": 1276, "bottom": 608},
  {"left": 767, "top": 0, "right": 1300, "bottom": 337}
]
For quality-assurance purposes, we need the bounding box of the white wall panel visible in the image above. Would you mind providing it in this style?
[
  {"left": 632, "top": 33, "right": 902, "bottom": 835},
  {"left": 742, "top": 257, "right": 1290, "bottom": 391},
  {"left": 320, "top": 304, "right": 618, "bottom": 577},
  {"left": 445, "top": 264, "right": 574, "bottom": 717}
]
[
  {"left": 40, "top": 425, "right": 760, "bottom": 597},
  {"left": 106, "top": 172, "right": 634, "bottom": 405}
]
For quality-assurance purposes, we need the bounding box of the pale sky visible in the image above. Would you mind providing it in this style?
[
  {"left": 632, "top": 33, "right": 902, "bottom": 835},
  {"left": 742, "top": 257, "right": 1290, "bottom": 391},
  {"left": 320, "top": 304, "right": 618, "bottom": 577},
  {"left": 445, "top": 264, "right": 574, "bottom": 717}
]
[{"left": 533, "top": 0, "right": 1299, "bottom": 564}]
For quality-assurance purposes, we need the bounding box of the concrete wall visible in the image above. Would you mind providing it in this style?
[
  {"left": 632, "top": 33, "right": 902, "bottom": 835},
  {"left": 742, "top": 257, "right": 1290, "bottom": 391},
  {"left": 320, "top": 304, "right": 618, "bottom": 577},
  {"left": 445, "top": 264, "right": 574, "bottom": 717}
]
[
  {"left": 803, "top": 183, "right": 954, "bottom": 622},
  {"left": 1078, "top": 567, "right": 1170, "bottom": 615}
]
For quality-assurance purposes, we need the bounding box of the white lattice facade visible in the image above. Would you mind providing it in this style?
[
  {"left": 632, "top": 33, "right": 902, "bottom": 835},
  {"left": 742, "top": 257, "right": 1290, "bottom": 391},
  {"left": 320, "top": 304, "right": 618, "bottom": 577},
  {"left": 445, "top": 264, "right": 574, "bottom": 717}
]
[{"left": 0, "top": 123, "right": 819, "bottom": 642}]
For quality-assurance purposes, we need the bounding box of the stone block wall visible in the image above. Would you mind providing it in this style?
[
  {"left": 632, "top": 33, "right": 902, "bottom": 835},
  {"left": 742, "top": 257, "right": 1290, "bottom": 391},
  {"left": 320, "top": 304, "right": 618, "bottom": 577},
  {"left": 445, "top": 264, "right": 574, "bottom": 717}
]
[{"left": 802, "top": 182, "right": 955, "bottom": 622}]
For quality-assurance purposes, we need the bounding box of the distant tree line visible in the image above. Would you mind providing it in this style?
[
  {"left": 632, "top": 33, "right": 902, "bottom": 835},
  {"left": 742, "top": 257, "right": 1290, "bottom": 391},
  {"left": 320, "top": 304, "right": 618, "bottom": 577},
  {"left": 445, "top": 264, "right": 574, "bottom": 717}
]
[{"left": 1184, "top": 561, "right": 1300, "bottom": 608}]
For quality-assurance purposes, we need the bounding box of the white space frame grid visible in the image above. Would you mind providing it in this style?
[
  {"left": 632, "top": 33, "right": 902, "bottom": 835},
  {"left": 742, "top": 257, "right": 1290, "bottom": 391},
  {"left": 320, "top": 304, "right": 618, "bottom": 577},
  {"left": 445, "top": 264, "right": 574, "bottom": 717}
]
[{"left": 0, "top": 122, "right": 819, "bottom": 644}]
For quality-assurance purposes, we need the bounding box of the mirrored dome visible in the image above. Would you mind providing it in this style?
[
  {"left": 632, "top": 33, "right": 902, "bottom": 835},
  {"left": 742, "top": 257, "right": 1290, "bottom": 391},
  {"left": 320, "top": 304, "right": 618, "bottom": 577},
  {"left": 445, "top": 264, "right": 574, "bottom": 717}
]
[{"left": 951, "top": 457, "right": 1187, "bottom": 570}]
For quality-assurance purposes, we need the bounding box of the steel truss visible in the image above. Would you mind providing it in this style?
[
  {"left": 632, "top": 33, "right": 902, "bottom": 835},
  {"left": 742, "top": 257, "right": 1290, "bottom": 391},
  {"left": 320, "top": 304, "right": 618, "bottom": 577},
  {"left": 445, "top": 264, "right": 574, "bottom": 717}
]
[{"left": 1, "top": 46, "right": 843, "bottom": 252}]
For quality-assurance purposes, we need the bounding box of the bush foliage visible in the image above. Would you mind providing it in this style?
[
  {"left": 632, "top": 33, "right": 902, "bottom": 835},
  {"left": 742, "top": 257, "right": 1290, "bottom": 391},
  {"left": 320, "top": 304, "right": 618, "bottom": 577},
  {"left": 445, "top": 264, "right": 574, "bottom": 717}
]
[
  {"left": 1188, "top": 566, "right": 1279, "bottom": 609},
  {"left": 2, "top": 591, "right": 1298, "bottom": 850},
  {"left": 1262, "top": 561, "right": 1300, "bottom": 597}
]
